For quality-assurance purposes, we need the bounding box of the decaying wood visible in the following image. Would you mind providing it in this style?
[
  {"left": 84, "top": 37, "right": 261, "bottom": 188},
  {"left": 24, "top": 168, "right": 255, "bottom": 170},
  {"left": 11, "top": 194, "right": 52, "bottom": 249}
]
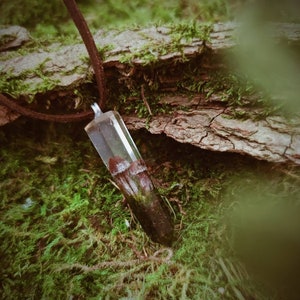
[
  {"left": 3, "top": 22, "right": 300, "bottom": 97},
  {"left": 1, "top": 22, "right": 300, "bottom": 165},
  {"left": 124, "top": 95, "right": 300, "bottom": 165},
  {"left": 0, "top": 104, "right": 19, "bottom": 126}
]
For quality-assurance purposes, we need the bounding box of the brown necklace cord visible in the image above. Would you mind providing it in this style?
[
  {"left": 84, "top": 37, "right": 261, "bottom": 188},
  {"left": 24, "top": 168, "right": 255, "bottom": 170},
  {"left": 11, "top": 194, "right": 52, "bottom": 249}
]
[
  {"left": 0, "top": 93, "right": 93, "bottom": 122},
  {"left": 0, "top": 0, "right": 106, "bottom": 123},
  {"left": 62, "top": 0, "right": 106, "bottom": 109}
]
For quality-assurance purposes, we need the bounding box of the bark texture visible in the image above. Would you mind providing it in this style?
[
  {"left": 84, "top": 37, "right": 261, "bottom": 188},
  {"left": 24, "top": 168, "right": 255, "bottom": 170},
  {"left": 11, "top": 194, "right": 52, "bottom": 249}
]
[
  {"left": 1, "top": 22, "right": 300, "bottom": 164},
  {"left": 124, "top": 95, "right": 300, "bottom": 165},
  {"left": 6, "top": 22, "right": 300, "bottom": 95}
]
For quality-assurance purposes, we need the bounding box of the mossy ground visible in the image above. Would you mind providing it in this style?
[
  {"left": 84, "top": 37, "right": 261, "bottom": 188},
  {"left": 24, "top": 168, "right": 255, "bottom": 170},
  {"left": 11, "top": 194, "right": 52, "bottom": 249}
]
[{"left": 1, "top": 119, "right": 300, "bottom": 299}]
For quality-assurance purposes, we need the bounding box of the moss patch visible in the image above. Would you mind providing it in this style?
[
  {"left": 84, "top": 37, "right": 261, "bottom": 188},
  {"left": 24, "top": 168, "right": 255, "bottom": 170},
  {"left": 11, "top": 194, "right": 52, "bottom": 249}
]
[
  {"left": 119, "top": 22, "right": 212, "bottom": 66},
  {"left": 1, "top": 120, "right": 299, "bottom": 298}
]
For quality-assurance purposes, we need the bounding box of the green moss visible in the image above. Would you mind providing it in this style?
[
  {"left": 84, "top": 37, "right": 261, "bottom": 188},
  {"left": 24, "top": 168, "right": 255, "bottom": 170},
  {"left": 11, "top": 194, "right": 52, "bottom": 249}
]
[
  {"left": 109, "top": 87, "right": 174, "bottom": 119},
  {"left": 178, "top": 67, "right": 284, "bottom": 119},
  {"left": 0, "top": 60, "right": 61, "bottom": 102},
  {"left": 119, "top": 22, "right": 211, "bottom": 66},
  {"left": 1, "top": 120, "right": 298, "bottom": 299},
  {"left": 169, "top": 21, "right": 212, "bottom": 43},
  {"left": 0, "top": 75, "right": 30, "bottom": 99}
]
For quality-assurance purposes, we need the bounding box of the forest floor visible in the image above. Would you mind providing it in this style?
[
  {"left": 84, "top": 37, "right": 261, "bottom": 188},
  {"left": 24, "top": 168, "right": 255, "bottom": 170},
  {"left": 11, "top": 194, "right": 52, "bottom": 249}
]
[{"left": 1, "top": 1, "right": 300, "bottom": 299}]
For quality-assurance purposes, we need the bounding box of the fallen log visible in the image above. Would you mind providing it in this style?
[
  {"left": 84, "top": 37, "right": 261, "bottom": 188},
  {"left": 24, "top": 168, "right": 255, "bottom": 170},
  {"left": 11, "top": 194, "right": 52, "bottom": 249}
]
[
  {"left": 1, "top": 22, "right": 300, "bottom": 164},
  {"left": 124, "top": 95, "right": 300, "bottom": 165},
  {"left": 2, "top": 22, "right": 299, "bottom": 97}
]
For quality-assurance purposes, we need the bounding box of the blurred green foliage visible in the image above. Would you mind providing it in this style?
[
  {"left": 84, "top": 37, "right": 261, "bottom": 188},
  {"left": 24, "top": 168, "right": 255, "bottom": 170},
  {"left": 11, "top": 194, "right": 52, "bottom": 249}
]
[
  {"left": 226, "top": 172, "right": 300, "bottom": 299},
  {"left": 233, "top": 0, "right": 300, "bottom": 113},
  {"left": 0, "top": 0, "right": 237, "bottom": 38},
  {"left": 0, "top": 0, "right": 69, "bottom": 27}
]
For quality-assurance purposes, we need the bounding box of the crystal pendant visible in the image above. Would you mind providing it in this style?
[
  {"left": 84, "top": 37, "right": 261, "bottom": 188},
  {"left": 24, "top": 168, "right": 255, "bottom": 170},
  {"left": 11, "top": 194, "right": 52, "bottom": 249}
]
[{"left": 85, "top": 103, "right": 173, "bottom": 245}]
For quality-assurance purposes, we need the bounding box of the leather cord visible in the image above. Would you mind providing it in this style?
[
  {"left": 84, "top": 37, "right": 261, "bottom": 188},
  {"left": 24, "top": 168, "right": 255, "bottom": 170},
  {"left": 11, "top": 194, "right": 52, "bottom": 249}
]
[
  {"left": 62, "top": 0, "right": 106, "bottom": 109},
  {"left": 0, "top": 93, "right": 93, "bottom": 122}
]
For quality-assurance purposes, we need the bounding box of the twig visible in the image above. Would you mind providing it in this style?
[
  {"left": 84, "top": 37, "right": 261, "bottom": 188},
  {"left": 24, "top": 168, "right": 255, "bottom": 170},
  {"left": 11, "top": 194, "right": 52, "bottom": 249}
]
[
  {"left": 141, "top": 85, "right": 152, "bottom": 116},
  {"left": 276, "top": 167, "right": 300, "bottom": 181},
  {"left": 55, "top": 248, "right": 173, "bottom": 273}
]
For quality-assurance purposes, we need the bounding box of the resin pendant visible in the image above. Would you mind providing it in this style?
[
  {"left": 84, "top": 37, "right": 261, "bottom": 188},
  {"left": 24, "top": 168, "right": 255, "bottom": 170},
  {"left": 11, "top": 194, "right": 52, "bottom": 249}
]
[{"left": 85, "top": 104, "right": 173, "bottom": 246}]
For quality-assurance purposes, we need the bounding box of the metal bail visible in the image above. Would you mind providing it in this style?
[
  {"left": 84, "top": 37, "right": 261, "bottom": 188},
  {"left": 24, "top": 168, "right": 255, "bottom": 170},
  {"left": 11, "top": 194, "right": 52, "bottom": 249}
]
[{"left": 91, "top": 103, "right": 102, "bottom": 118}]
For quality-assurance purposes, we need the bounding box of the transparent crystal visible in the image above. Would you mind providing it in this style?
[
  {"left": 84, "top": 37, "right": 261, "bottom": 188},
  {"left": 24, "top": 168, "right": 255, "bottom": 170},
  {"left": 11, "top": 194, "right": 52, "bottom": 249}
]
[{"left": 85, "top": 104, "right": 173, "bottom": 245}]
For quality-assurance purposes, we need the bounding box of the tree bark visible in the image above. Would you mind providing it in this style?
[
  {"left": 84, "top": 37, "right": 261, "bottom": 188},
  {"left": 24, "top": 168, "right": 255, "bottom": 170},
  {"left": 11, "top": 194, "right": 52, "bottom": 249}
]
[
  {"left": 124, "top": 95, "right": 300, "bottom": 165},
  {"left": 1, "top": 22, "right": 300, "bottom": 165}
]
